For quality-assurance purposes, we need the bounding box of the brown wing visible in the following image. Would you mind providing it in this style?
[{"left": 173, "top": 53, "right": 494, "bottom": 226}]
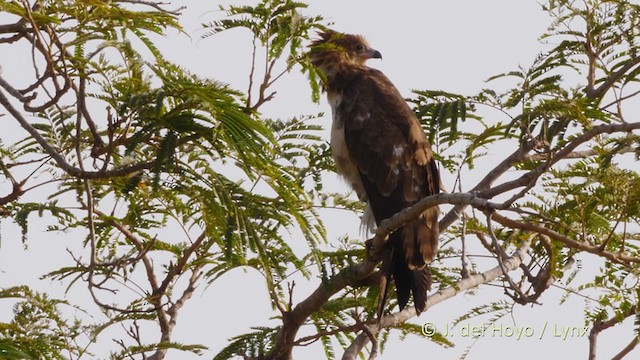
[
  {"left": 331, "top": 67, "right": 440, "bottom": 313},
  {"left": 333, "top": 67, "right": 440, "bottom": 263}
]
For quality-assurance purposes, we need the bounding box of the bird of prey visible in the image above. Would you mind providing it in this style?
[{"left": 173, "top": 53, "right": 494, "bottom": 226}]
[{"left": 310, "top": 30, "right": 441, "bottom": 316}]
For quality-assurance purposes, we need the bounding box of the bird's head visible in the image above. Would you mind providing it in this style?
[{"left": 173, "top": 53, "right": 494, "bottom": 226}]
[{"left": 309, "top": 29, "right": 382, "bottom": 78}]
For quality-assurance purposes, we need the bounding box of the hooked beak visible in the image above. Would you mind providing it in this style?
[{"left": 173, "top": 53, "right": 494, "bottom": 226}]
[{"left": 368, "top": 49, "right": 383, "bottom": 60}]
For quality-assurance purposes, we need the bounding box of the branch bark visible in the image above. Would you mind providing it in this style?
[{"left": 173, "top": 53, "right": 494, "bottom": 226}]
[
  {"left": 341, "top": 238, "right": 532, "bottom": 360},
  {"left": 439, "top": 140, "right": 536, "bottom": 231},
  {"left": 492, "top": 213, "right": 640, "bottom": 264},
  {"left": 587, "top": 57, "right": 640, "bottom": 100},
  {"left": 610, "top": 336, "right": 639, "bottom": 360},
  {"left": 588, "top": 305, "right": 637, "bottom": 360},
  {"left": 526, "top": 146, "right": 635, "bottom": 161},
  {"left": 0, "top": 86, "right": 155, "bottom": 179}
]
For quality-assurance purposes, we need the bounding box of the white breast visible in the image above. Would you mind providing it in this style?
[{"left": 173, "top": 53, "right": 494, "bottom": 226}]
[
  {"left": 327, "top": 92, "right": 378, "bottom": 234},
  {"left": 328, "top": 92, "right": 376, "bottom": 234},
  {"left": 328, "top": 92, "right": 366, "bottom": 200}
]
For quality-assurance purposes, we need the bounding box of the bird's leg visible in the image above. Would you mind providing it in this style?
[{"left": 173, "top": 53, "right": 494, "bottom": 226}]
[
  {"left": 376, "top": 246, "right": 394, "bottom": 324},
  {"left": 365, "top": 231, "right": 390, "bottom": 263},
  {"left": 365, "top": 237, "right": 381, "bottom": 263}
]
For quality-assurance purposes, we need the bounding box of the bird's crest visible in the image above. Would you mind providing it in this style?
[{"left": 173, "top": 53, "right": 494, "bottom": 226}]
[{"left": 308, "top": 29, "right": 381, "bottom": 78}]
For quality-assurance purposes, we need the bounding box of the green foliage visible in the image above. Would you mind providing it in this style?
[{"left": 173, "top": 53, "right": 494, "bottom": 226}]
[
  {"left": 395, "top": 322, "right": 453, "bottom": 349},
  {"left": 265, "top": 114, "right": 334, "bottom": 194},
  {"left": 534, "top": 160, "right": 630, "bottom": 246},
  {"left": 11, "top": 202, "right": 74, "bottom": 243},
  {"left": 543, "top": 0, "right": 640, "bottom": 87},
  {"left": 1, "top": 0, "right": 640, "bottom": 359},
  {"left": 410, "top": 90, "right": 470, "bottom": 145},
  {"left": 451, "top": 300, "right": 512, "bottom": 328},
  {"left": 410, "top": 90, "right": 505, "bottom": 172},
  {"left": 203, "top": 0, "right": 327, "bottom": 104},
  {"left": 213, "top": 327, "right": 279, "bottom": 360},
  {"left": 1, "top": 0, "right": 326, "bottom": 358},
  {"left": 0, "top": 286, "right": 83, "bottom": 360}
]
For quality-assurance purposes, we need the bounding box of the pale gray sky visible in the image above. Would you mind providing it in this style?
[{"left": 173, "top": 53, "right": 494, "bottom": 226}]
[{"left": 0, "top": 1, "right": 636, "bottom": 359}]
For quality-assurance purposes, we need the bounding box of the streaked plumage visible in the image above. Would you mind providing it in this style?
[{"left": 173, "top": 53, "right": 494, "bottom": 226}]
[{"left": 310, "top": 30, "right": 440, "bottom": 316}]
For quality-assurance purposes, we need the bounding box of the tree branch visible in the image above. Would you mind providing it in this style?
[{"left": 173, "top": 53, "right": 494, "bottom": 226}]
[
  {"left": 492, "top": 212, "right": 640, "bottom": 264},
  {"left": 149, "top": 267, "right": 203, "bottom": 360},
  {"left": 588, "top": 304, "right": 637, "bottom": 360},
  {"left": 342, "top": 237, "right": 532, "bottom": 360},
  {"left": 0, "top": 86, "right": 155, "bottom": 178},
  {"left": 526, "top": 146, "right": 635, "bottom": 161},
  {"left": 155, "top": 232, "right": 207, "bottom": 299},
  {"left": 93, "top": 210, "right": 160, "bottom": 293},
  {"left": 610, "top": 336, "right": 639, "bottom": 360},
  {"left": 0, "top": 21, "right": 27, "bottom": 35},
  {"left": 439, "top": 140, "right": 537, "bottom": 230},
  {"left": 441, "top": 120, "right": 640, "bottom": 233},
  {"left": 587, "top": 57, "right": 640, "bottom": 100},
  {"left": 75, "top": 76, "right": 105, "bottom": 150},
  {"left": 486, "top": 213, "right": 535, "bottom": 305}
]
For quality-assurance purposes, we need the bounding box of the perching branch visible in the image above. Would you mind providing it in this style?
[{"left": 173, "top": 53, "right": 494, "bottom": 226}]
[
  {"left": 342, "top": 237, "right": 532, "bottom": 360},
  {"left": 371, "top": 193, "right": 503, "bottom": 259},
  {"left": 266, "top": 192, "right": 524, "bottom": 360}
]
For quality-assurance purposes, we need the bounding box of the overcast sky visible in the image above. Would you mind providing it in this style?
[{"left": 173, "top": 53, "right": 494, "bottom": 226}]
[{"left": 1, "top": 1, "right": 637, "bottom": 359}]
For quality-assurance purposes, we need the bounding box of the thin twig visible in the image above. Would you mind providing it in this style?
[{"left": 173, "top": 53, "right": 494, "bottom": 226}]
[
  {"left": 119, "top": 0, "right": 185, "bottom": 15},
  {"left": 486, "top": 213, "right": 535, "bottom": 305},
  {"left": 492, "top": 212, "right": 639, "bottom": 264}
]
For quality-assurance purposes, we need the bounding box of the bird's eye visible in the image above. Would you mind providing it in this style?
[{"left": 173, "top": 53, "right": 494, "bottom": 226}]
[{"left": 355, "top": 44, "right": 364, "bottom": 52}]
